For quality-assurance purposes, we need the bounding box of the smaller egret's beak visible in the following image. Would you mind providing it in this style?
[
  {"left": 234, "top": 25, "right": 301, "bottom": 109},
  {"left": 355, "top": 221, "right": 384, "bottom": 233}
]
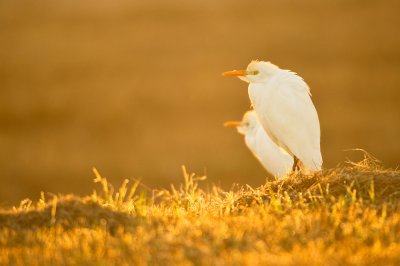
[
  {"left": 222, "top": 70, "right": 258, "bottom": 76},
  {"left": 223, "top": 121, "right": 241, "bottom": 127}
]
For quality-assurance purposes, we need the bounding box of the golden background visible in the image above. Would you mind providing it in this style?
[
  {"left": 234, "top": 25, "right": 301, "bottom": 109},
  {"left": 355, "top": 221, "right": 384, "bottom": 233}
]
[{"left": 1, "top": 0, "right": 399, "bottom": 204}]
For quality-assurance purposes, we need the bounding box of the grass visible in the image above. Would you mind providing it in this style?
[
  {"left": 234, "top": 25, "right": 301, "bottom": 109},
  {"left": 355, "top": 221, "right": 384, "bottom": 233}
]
[{"left": 1, "top": 153, "right": 400, "bottom": 265}]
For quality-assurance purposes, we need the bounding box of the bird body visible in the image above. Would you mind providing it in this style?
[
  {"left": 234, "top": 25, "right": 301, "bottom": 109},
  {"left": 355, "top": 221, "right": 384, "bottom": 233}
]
[
  {"left": 225, "top": 111, "right": 293, "bottom": 177},
  {"left": 223, "top": 61, "right": 322, "bottom": 172}
]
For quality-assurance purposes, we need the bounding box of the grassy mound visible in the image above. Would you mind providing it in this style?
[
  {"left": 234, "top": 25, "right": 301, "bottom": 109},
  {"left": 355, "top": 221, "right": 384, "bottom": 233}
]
[{"left": 1, "top": 156, "right": 400, "bottom": 265}]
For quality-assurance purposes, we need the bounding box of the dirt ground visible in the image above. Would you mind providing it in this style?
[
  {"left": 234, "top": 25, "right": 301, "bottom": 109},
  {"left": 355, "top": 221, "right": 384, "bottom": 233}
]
[{"left": 0, "top": 0, "right": 399, "bottom": 204}]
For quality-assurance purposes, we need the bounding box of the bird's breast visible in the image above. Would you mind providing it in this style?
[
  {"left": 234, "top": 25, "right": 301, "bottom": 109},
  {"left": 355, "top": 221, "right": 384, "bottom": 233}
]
[{"left": 248, "top": 83, "right": 274, "bottom": 110}]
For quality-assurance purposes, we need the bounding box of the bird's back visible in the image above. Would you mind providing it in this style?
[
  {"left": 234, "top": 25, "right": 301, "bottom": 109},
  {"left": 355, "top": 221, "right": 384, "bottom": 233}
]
[{"left": 245, "top": 125, "right": 293, "bottom": 177}]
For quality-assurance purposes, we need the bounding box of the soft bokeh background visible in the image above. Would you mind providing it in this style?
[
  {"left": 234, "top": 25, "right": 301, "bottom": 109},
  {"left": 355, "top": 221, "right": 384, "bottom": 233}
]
[{"left": 1, "top": 0, "right": 399, "bottom": 204}]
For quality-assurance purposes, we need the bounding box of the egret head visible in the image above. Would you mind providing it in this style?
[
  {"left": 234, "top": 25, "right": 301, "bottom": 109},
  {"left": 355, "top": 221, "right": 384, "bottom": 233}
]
[
  {"left": 222, "top": 60, "right": 279, "bottom": 83},
  {"left": 224, "top": 110, "right": 259, "bottom": 135}
]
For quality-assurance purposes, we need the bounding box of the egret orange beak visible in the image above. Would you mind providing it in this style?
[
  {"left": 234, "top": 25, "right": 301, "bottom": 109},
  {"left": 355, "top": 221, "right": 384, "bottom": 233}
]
[
  {"left": 222, "top": 70, "right": 258, "bottom": 76},
  {"left": 223, "top": 121, "right": 241, "bottom": 127},
  {"left": 222, "top": 70, "right": 248, "bottom": 76}
]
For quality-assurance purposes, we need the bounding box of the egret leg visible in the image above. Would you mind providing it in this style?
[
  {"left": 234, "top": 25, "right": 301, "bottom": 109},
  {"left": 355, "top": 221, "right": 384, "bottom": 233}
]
[{"left": 292, "top": 156, "right": 299, "bottom": 172}]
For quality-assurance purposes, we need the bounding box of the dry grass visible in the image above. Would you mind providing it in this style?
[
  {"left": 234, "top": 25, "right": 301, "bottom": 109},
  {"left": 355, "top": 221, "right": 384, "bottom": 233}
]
[{"left": 1, "top": 156, "right": 400, "bottom": 265}]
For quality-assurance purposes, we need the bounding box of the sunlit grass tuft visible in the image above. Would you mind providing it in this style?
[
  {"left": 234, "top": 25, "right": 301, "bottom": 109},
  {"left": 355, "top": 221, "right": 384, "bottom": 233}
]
[{"left": 1, "top": 156, "right": 400, "bottom": 265}]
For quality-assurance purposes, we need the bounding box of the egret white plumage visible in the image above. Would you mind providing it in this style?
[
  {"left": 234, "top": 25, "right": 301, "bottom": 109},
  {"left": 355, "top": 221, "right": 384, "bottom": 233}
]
[
  {"left": 224, "top": 110, "right": 293, "bottom": 177},
  {"left": 223, "top": 61, "right": 322, "bottom": 172}
]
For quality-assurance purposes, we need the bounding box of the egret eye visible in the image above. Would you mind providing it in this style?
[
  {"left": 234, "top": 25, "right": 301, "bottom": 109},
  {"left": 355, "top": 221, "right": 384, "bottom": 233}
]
[{"left": 248, "top": 70, "right": 259, "bottom": 75}]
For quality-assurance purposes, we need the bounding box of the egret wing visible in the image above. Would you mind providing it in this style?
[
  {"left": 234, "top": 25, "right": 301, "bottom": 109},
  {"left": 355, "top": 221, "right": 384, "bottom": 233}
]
[{"left": 253, "top": 72, "right": 322, "bottom": 170}]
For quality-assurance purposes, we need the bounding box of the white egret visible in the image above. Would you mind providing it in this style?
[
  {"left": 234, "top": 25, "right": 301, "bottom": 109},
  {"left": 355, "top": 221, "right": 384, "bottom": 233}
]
[
  {"left": 224, "top": 110, "right": 293, "bottom": 177},
  {"left": 223, "top": 61, "right": 322, "bottom": 172}
]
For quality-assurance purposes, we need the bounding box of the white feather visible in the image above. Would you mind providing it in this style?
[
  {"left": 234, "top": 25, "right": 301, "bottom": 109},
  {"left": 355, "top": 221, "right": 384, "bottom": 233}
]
[{"left": 235, "top": 111, "right": 293, "bottom": 177}]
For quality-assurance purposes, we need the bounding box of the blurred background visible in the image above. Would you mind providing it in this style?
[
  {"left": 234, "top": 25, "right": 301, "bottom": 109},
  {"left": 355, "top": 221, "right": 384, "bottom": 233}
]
[{"left": 1, "top": 0, "right": 399, "bottom": 205}]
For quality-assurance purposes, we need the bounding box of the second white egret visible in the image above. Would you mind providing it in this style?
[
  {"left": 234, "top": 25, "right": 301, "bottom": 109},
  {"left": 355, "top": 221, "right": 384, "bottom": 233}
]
[{"left": 224, "top": 110, "right": 293, "bottom": 178}]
